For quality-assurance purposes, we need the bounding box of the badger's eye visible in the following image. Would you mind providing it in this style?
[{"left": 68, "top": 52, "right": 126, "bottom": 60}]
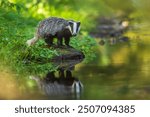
[{"left": 69, "top": 22, "right": 73, "bottom": 27}]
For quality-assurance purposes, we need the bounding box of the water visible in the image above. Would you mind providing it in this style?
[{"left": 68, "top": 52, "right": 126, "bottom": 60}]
[
  {"left": 1, "top": 31, "right": 150, "bottom": 99},
  {"left": 79, "top": 39, "right": 150, "bottom": 99}
]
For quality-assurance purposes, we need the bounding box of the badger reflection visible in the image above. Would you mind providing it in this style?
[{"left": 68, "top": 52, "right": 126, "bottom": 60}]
[{"left": 31, "top": 69, "right": 83, "bottom": 99}]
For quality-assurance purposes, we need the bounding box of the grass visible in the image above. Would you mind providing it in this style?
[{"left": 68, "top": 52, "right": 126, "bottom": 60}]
[{"left": 0, "top": 1, "right": 98, "bottom": 75}]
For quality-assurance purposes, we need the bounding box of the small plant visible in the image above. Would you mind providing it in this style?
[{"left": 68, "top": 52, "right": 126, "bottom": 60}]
[{"left": 71, "top": 34, "right": 97, "bottom": 61}]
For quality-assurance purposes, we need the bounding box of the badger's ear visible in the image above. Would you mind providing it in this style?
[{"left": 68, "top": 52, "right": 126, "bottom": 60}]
[
  {"left": 77, "top": 22, "right": 80, "bottom": 28},
  {"left": 77, "top": 21, "right": 81, "bottom": 26}
]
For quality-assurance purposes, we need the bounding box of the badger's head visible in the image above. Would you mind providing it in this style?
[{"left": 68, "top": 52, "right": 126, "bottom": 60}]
[{"left": 67, "top": 20, "right": 81, "bottom": 36}]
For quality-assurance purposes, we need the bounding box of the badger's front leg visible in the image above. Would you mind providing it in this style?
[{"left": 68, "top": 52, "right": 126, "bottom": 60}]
[
  {"left": 57, "top": 35, "right": 63, "bottom": 47},
  {"left": 65, "top": 37, "right": 73, "bottom": 48}
]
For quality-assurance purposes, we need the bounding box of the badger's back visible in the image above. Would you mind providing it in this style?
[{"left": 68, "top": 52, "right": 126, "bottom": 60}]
[{"left": 37, "top": 17, "right": 69, "bottom": 37}]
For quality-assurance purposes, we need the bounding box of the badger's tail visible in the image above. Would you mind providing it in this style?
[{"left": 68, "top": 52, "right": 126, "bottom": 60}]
[{"left": 26, "top": 33, "right": 40, "bottom": 46}]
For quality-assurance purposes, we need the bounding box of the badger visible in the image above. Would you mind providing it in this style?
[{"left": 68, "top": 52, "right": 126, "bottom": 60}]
[{"left": 26, "top": 17, "right": 81, "bottom": 47}]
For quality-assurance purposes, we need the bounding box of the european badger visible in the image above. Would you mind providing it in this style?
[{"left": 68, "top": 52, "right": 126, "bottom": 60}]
[{"left": 26, "top": 17, "right": 81, "bottom": 47}]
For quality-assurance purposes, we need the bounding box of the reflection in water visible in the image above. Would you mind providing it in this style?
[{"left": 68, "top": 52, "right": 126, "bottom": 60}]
[
  {"left": 30, "top": 68, "right": 83, "bottom": 99},
  {"left": 29, "top": 59, "right": 84, "bottom": 99},
  {"left": 0, "top": 59, "right": 84, "bottom": 99}
]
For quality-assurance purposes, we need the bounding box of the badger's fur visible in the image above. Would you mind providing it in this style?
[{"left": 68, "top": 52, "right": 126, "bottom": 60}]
[{"left": 26, "top": 17, "right": 81, "bottom": 47}]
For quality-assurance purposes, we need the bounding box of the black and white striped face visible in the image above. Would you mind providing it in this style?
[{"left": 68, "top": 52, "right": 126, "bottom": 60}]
[{"left": 68, "top": 21, "right": 81, "bottom": 36}]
